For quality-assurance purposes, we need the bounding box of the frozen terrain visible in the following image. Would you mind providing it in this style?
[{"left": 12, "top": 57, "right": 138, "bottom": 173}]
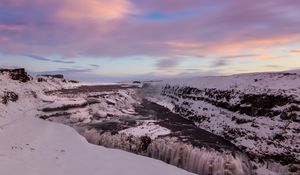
[
  {"left": 38, "top": 78, "right": 252, "bottom": 175},
  {"left": 145, "top": 72, "right": 300, "bottom": 175},
  {"left": 1, "top": 68, "right": 299, "bottom": 175},
  {"left": 0, "top": 69, "right": 194, "bottom": 175}
]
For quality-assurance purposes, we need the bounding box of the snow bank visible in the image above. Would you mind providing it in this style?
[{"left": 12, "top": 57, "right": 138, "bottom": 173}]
[{"left": 0, "top": 116, "right": 194, "bottom": 175}]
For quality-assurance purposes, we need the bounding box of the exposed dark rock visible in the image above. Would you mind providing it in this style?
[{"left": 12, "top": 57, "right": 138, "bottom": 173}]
[
  {"left": 41, "top": 103, "right": 89, "bottom": 112},
  {"left": 39, "top": 112, "right": 71, "bottom": 120},
  {"left": 280, "top": 112, "right": 298, "bottom": 121},
  {"left": 160, "top": 83, "right": 300, "bottom": 169},
  {"left": 264, "top": 153, "right": 298, "bottom": 165},
  {"left": 138, "top": 136, "right": 152, "bottom": 152},
  {"left": 106, "top": 100, "right": 115, "bottom": 105},
  {"left": 287, "top": 105, "right": 300, "bottom": 112},
  {"left": 37, "top": 77, "right": 47, "bottom": 82},
  {"left": 0, "top": 68, "right": 31, "bottom": 82},
  {"left": 41, "top": 74, "right": 64, "bottom": 79},
  {"left": 250, "top": 122, "right": 259, "bottom": 128},
  {"left": 162, "top": 85, "right": 299, "bottom": 119},
  {"left": 89, "top": 121, "right": 129, "bottom": 134},
  {"left": 289, "top": 165, "right": 299, "bottom": 172},
  {"left": 68, "top": 80, "right": 79, "bottom": 83},
  {"left": 1, "top": 91, "right": 18, "bottom": 104},
  {"left": 46, "top": 84, "right": 131, "bottom": 95},
  {"left": 241, "top": 94, "right": 292, "bottom": 108},
  {"left": 273, "top": 133, "right": 285, "bottom": 141},
  {"left": 235, "top": 118, "right": 252, "bottom": 124}
]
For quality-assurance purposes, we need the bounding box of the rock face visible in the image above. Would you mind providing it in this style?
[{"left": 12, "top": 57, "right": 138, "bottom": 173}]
[
  {"left": 162, "top": 86, "right": 300, "bottom": 122},
  {"left": 161, "top": 86, "right": 300, "bottom": 173},
  {"left": 0, "top": 68, "right": 31, "bottom": 82},
  {"left": 148, "top": 73, "right": 300, "bottom": 175}
]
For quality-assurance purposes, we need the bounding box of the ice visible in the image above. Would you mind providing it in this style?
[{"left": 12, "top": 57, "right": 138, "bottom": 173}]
[{"left": 119, "top": 120, "right": 171, "bottom": 139}]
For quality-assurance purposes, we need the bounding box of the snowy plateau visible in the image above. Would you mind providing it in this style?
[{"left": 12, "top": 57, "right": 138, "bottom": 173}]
[{"left": 0, "top": 68, "right": 299, "bottom": 175}]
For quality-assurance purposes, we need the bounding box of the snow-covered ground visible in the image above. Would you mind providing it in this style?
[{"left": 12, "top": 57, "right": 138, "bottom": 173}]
[
  {"left": 0, "top": 71, "right": 194, "bottom": 175},
  {"left": 146, "top": 72, "right": 300, "bottom": 175},
  {"left": 2, "top": 69, "right": 299, "bottom": 175},
  {"left": 0, "top": 112, "right": 194, "bottom": 175}
]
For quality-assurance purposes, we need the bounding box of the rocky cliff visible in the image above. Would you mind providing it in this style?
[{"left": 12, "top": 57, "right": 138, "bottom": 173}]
[{"left": 147, "top": 72, "right": 300, "bottom": 174}]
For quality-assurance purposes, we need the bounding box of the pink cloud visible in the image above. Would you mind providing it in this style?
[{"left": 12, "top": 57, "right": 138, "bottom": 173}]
[
  {"left": 0, "top": 0, "right": 300, "bottom": 58},
  {"left": 56, "top": 0, "right": 134, "bottom": 21},
  {"left": 289, "top": 49, "right": 300, "bottom": 54},
  {"left": 135, "top": 0, "right": 214, "bottom": 13}
]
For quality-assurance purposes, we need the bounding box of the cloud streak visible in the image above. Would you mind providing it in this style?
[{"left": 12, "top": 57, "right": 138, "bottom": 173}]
[
  {"left": 211, "top": 60, "right": 228, "bottom": 67},
  {"left": 25, "top": 54, "right": 75, "bottom": 64},
  {"left": 289, "top": 49, "right": 300, "bottom": 54},
  {"left": 155, "top": 58, "right": 180, "bottom": 69},
  {"left": 219, "top": 54, "right": 259, "bottom": 59}
]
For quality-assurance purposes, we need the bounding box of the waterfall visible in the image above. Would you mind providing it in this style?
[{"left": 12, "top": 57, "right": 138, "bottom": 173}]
[{"left": 81, "top": 129, "right": 253, "bottom": 175}]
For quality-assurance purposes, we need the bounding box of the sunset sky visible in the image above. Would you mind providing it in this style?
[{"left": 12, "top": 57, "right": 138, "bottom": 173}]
[{"left": 0, "top": 0, "right": 300, "bottom": 82}]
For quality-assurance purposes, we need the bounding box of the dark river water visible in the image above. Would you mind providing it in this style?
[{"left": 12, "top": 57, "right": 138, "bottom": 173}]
[
  {"left": 137, "top": 100, "right": 240, "bottom": 152},
  {"left": 85, "top": 99, "right": 253, "bottom": 175}
]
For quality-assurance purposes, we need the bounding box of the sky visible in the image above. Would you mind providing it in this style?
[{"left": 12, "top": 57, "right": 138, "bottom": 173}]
[{"left": 0, "top": 0, "right": 300, "bottom": 82}]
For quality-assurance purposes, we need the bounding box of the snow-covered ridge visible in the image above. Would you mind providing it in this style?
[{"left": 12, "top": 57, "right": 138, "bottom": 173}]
[{"left": 146, "top": 72, "right": 300, "bottom": 175}]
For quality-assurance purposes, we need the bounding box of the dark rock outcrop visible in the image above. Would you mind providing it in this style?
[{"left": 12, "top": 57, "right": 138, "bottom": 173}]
[
  {"left": 68, "top": 80, "right": 79, "bottom": 83},
  {"left": 1, "top": 91, "right": 18, "bottom": 104},
  {"left": 41, "top": 74, "right": 64, "bottom": 79},
  {"left": 0, "top": 68, "right": 31, "bottom": 82}
]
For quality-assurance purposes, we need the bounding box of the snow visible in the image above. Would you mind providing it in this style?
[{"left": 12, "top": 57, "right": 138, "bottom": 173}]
[
  {"left": 0, "top": 73, "right": 195, "bottom": 175},
  {"left": 146, "top": 72, "right": 300, "bottom": 175},
  {"left": 256, "top": 167, "right": 278, "bottom": 175},
  {"left": 119, "top": 120, "right": 171, "bottom": 139},
  {"left": 159, "top": 72, "right": 300, "bottom": 92},
  {"left": 0, "top": 117, "right": 195, "bottom": 175},
  {"left": 35, "top": 80, "right": 254, "bottom": 174},
  {"left": 148, "top": 73, "right": 300, "bottom": 105},
  {"left": 0, "top": 116, "right": 193, "bottom": 175},
  {"left": 38, "top": 88, "right": 140, "bottom": 124},
  {"left": 147, "top": 97, "right": 175, "bottom": 110},
  {"left": 2, "top": 70, "right": 299, "bottom": 175}
]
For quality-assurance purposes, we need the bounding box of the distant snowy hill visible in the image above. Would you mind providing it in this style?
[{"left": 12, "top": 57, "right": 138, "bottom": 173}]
[{"left": 284, "top": 69, "right": 300, "bottom": 75}]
